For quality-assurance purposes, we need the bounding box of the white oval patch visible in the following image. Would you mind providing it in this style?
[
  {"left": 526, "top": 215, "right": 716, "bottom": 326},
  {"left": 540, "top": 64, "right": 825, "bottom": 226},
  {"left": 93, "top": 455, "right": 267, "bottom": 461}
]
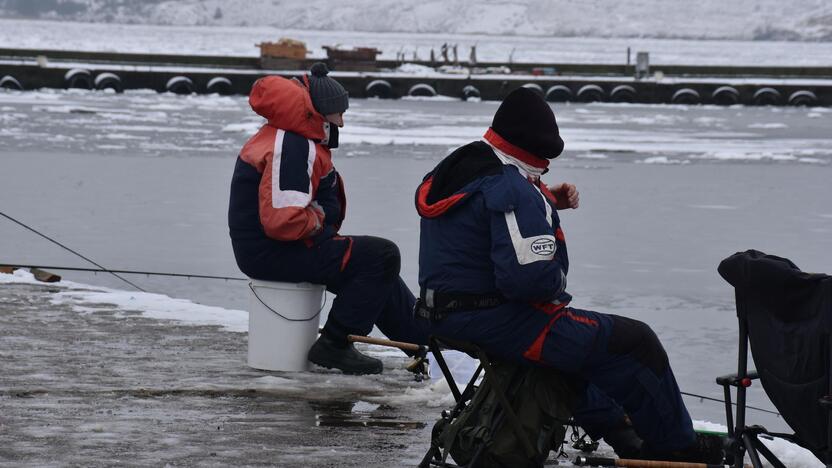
[{"left": 530, "top": 238, "right": 556, "bottom": 256}]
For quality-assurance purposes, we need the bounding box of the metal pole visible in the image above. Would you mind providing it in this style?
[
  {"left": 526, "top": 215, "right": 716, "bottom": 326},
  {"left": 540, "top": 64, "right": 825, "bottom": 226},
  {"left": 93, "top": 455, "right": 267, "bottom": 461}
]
[{"left": 735, "top": 313, "right": 750, "bottom": 468}]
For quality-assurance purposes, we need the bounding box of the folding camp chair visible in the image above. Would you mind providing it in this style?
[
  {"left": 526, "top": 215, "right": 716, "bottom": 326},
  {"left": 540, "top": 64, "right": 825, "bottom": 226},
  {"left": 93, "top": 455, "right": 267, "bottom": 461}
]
[{"left": 717, "top": 250, "right": 832, "bottom": 468}]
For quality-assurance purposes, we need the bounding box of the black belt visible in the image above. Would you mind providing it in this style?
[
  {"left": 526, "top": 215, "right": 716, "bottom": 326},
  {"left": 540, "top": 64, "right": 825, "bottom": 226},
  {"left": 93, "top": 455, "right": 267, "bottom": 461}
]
[{"left": 415, "top": 288, "right": 506, "bottom": 322}]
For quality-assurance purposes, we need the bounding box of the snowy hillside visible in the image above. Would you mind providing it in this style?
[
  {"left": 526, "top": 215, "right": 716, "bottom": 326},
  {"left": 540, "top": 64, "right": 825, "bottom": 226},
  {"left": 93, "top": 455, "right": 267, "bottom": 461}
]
[{"left": 0, "top": 0, "right": 831, "bottom": 41}]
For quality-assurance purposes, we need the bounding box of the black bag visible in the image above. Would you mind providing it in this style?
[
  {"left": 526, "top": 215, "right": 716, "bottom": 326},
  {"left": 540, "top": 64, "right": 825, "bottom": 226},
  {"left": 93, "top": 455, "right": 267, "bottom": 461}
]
[{"left": 436, "top": 361, "right": 576, "bottom": 468}]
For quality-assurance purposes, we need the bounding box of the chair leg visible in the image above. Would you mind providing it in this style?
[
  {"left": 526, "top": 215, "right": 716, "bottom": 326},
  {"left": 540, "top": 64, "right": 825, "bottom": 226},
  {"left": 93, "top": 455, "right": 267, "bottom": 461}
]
[
  {"left": 827, "top": 335, "right": 832, "bottom": 465},
  {"left": 418, "top": 445, "right": 440, "bottom": 468},
  {"left": 742, "top": 433, "right": 765, "bottom": 468},
  {"left": 430, "top": 336, "right": 462, "bottom": 402},
  {"left": 749, "top": 435, "right": 788, "bottom": 468}
]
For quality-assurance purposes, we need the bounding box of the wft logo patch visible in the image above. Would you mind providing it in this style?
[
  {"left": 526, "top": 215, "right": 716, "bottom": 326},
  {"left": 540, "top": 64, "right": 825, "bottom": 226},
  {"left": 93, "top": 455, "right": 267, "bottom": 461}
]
[{"left": 530, "top": 238, "right": 556, "bottom": 256}]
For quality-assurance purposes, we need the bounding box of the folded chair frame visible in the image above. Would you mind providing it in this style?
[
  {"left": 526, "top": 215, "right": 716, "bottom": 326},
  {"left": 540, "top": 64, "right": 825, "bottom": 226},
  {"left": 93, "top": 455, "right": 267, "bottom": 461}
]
[{"left": 717, "top": 308, "right": 832, "bottom": 468}]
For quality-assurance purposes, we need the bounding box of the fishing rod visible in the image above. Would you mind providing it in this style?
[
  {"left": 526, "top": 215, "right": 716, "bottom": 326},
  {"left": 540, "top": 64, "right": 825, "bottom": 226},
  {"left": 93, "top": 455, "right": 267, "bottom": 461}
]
[
  {"left": 340, "top": 333, "right": 781, "bottom": 418},
  {"left": 574, "top": 455, "right": 746, "bottom": 468},
  {"left": 2, "top": 264, "right": 247, "bottom": 282},
  {"left": 0, "top": 210, "right": 146, "bottom": 292}
]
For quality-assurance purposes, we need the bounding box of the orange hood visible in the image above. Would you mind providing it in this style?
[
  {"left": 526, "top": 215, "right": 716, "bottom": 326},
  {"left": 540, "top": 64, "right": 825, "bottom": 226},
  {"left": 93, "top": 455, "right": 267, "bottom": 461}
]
[{"left": 248, "top": 75, "right": 326, "bottom": 141}]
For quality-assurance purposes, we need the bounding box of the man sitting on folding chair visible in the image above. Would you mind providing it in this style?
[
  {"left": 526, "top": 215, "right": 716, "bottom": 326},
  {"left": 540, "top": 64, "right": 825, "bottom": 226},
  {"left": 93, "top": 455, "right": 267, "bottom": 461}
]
[{"left": 414, "top": 87, "right": 722, "bottom": 463}]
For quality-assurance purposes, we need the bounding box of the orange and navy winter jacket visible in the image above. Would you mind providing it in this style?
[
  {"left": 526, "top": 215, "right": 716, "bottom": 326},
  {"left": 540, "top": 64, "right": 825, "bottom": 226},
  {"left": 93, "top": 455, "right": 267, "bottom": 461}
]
[{"left": 229, "top": 75, "right": 346, "bottom": 244}]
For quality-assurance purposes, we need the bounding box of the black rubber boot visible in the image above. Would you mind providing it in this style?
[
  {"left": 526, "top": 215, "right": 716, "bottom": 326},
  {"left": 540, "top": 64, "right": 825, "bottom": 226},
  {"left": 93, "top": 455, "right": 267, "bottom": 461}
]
[
  {"left": 641, "top": 433, "right": 725, "bottom": 465},
  {"left": 603, "top": 421, "right": 643, "bottom": 459},
  {"left": 308, "top": 334, "right": 383, "bottom": 375}
]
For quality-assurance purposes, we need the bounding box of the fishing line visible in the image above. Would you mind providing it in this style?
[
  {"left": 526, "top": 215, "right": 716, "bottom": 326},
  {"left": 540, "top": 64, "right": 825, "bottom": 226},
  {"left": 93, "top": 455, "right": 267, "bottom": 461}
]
[
  {"left": 0, "top": 213, "right": 789, "bottom": 419},
  {"left": 680, "top": 390, "right": 780, "bottom": 417},
  {"left": 0, "top": 210, "right": 146, "bottom": 292}
]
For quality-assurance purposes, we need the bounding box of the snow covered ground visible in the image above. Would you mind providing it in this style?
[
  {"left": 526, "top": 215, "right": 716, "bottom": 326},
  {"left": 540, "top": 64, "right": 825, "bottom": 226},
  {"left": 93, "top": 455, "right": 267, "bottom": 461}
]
[
  {"left": 4, "top": 18, "right": 832, "bottom": 66},
  {"left": 1, "top": 89, "right": 831, "bottom": 466}
]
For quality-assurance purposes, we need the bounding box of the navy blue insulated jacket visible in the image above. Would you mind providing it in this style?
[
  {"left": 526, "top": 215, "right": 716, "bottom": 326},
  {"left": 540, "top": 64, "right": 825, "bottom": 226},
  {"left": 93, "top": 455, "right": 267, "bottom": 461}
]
[{"left": 415, "top": 141, "right": 571, "bottom": 306}]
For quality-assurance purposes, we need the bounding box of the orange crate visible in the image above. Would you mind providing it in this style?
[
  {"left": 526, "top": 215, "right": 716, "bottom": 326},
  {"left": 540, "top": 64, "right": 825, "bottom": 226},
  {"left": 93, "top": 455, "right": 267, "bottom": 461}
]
[{"left": 258, "top": 38, "right": 307, "bottom": 60}]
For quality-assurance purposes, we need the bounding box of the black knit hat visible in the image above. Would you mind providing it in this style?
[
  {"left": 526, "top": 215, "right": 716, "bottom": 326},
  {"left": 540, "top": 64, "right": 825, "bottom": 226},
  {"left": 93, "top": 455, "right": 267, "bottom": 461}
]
[
  {"left": 308, "top": 62, "right": 349, "bottom": 115},
  {"left": 491, "top": 87, "right": 564, "bottom": 159}
]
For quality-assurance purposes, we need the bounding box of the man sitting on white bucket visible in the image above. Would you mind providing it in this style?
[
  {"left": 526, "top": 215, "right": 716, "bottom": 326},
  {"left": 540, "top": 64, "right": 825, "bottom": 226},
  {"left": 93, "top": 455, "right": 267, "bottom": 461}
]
[{"left": 228, "top": 63, "right": 428, "bottom": 375}]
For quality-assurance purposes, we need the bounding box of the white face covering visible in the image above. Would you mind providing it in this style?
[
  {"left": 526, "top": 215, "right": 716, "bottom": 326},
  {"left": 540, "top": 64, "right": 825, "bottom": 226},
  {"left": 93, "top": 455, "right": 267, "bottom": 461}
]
[{"left": 485, "top": 140, "right": 546, "bottom": 180}]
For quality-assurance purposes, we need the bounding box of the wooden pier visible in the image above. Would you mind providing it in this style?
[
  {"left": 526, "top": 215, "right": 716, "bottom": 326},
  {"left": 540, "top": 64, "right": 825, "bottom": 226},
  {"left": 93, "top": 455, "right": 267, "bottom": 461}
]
[{"left": 1, "top": 48, "right": 830, "bottom": 106}]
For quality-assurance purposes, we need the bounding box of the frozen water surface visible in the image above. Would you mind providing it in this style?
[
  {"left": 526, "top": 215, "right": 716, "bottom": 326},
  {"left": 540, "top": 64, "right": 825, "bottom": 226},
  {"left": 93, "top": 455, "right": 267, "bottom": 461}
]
[{"left": 1, "top": 90, "right": 830, "bottom": 467}]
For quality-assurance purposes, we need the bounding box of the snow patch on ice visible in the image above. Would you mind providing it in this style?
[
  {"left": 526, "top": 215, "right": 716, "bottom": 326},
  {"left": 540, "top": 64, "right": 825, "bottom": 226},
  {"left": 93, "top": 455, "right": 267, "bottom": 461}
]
[
  {"left": 576, "top": 153, "right": 610, "bottom": 160},
  {"left": 756, "top": 437, "right": 825, "bottom": 467},
  {"left": 1, "top": 270, "right": 248, "bottom": 333},
  {"left": 748, "top": 123, "right": 788, "bottom": 129},
  {"left": 401, "top": 95, "right": 459, "bottom": 102},
  {"left": 0, "top": 269, "right": 43, "bottom": 284},
  {"left": 638, "top": 156, "right": 689, "bottom": 165},
  {"left": 352, "top": 401, "right": 381, "bottom": 413},
  {"left": 394, "top": 63, "right": 436, "bottom": 75},
  {"left": 222, "top": 122, "right": 263, "bottom": 135},
  {"left": 252, "top": 375, "right": 303, "bottom": 389},
  {"left": 370, "top": 376, "right": 457, "bottom": 408},
  {"left": 51, "top": 288, "right": 249, "bottom": 332},
  {"left": 798, "top": 157, "right": 828, "bottom": 164},
  {"left": 688, "top": 204, "right": 739, "bottom": 210}
]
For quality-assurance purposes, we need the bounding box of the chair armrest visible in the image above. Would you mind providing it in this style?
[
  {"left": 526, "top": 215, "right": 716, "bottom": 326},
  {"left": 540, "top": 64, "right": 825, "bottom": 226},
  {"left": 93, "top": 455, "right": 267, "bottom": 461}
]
[{"left": 716, "top": 370, "right": 759, "bottom": 387}]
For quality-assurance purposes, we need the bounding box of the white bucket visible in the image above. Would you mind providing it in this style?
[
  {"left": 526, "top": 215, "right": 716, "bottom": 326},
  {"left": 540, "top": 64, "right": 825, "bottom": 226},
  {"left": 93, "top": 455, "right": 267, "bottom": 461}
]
[{"left": 247, "top": 279, "right": 325, "bottom": 372}]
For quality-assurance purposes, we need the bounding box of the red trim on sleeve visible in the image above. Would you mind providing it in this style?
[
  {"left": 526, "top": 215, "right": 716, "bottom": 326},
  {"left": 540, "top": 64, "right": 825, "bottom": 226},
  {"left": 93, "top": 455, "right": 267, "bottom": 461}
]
[
  {"left": 483, "top": 128, "right": 550, "bottom": 170},
  {"left": 415, "top": 177, "right": 467, "bottom": 218},
  {"left": 555, "top": 227, "right": 565, "bottom": 242}
]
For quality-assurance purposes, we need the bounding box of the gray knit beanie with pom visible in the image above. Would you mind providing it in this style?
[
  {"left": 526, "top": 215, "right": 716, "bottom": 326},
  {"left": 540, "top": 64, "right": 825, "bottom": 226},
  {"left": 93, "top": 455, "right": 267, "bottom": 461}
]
[{"left": 308, "top": 62, "right": 349, "bottom": 115}]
